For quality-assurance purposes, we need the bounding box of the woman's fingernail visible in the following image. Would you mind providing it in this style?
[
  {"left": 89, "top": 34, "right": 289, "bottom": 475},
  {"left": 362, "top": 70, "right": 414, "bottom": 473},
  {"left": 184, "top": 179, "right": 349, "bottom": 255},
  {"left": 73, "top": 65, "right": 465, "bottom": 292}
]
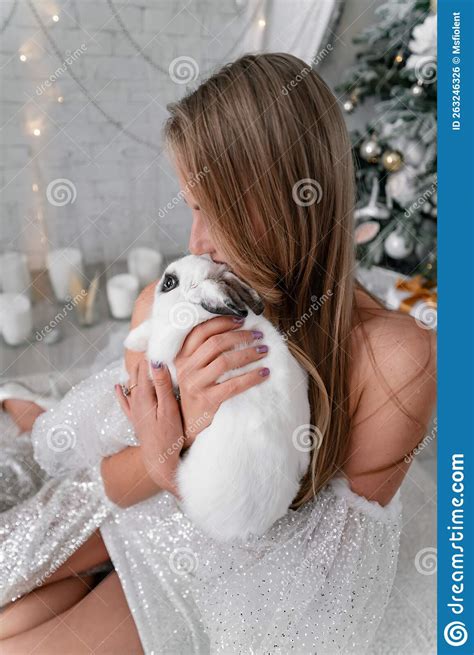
[
  {"left": 151, "top": 360, "right": 163, "bottom": 369},
  {"left": 259, "top": 367, "right": 270, "bottom": 377},
  {"left": 233, "top": 316, "right": 245, "bottom": 323},
  {"left": 252, "top": 330, "right": 263, "bottom": 339},
  {"left": 256, "top": 344, "right": 268, "bottom": 353}
]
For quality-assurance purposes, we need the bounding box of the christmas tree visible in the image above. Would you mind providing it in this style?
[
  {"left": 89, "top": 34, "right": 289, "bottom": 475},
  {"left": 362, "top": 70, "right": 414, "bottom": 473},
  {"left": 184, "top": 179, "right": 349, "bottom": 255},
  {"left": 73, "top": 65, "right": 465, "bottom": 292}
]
[{"left": 336, "top": 0, "right": 437, "bottom": 281}]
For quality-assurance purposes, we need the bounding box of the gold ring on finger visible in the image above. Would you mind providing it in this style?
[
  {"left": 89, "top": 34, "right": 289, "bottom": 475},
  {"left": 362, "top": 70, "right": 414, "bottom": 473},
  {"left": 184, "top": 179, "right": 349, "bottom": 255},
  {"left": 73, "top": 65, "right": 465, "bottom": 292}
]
[{"left": 121, "top": 382, "right": 138, "bottom": 397}]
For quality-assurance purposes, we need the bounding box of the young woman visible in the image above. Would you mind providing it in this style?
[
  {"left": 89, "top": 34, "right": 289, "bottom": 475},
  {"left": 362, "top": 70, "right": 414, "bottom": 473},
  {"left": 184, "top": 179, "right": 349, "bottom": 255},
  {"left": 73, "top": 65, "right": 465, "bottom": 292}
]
[{"left": 0, "top": 53, "right": 436, "bottom": 653}]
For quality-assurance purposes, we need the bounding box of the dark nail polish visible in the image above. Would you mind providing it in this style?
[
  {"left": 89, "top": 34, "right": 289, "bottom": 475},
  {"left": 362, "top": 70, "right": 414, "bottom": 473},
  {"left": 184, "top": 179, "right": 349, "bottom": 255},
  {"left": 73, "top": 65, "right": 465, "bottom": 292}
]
[
  {"left": 256, "top": 344, "right": 268, "bottom": 353},
  {"left": 152, "top": 360, "right": 163, "bottom": 369},
  {"left": 252, "top": 330, "right": 263, "bottom": 339},
  {"left": 233, "top": 316, "right": 245, "bottom": 323},
  {"left": 259, "top": 367, "right": 270, "bottom": 377}
]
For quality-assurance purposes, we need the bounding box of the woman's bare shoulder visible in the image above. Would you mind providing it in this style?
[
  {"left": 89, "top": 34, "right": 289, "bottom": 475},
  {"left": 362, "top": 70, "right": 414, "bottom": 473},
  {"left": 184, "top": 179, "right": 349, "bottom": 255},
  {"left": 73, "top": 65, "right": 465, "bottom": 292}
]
[{"left": 344, "top": 288, "right": 437, "bottom": 504}]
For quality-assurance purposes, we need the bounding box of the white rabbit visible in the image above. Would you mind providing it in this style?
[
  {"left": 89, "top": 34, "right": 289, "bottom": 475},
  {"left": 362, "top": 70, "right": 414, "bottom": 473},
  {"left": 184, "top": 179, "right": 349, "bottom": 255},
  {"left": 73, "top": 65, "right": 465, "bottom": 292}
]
[{"left": 125, "top": 254, "right": 311, "bottom": 541}]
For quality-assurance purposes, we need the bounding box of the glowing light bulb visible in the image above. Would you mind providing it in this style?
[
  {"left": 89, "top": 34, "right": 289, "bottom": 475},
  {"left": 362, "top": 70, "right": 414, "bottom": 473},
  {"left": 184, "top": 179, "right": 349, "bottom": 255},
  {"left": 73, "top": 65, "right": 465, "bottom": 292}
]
[
  {"left": 258, "top": 18, "right": 266, "bottom": 27},
  {"left": 19, "top": 54, "right": 27, "bottom": 62},
  {"left": 32, "top": 183, "right": 39, "bottom": 192},
  {"left": 33, "top": 128, "right": 41, "bottom": 136},
  {"left": 52, "top": 14, "right": 59, "bottom": 22}
]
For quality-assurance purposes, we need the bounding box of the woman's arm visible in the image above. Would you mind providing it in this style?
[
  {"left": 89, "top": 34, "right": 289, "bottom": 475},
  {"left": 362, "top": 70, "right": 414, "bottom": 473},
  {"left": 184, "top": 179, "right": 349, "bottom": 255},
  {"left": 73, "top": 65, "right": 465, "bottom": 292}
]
[
  {"left": 101, "top": 281, "right": 162, "bottom": 507},
  {"left": 101, "top": 444, "right": 162, "bottom": 508}
]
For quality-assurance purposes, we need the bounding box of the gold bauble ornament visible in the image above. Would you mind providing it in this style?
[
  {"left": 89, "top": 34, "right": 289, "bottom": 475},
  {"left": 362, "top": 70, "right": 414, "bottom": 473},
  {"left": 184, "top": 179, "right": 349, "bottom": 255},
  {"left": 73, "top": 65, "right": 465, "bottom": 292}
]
[
  {"left": 382, "top": 150, "right": 404, "bottom": 172},
  {"left": 394, "top": 51, "right": 404, "bottom": 64},
  {"left": 360, "top": 137, "right": 382, "bottom": 163}
]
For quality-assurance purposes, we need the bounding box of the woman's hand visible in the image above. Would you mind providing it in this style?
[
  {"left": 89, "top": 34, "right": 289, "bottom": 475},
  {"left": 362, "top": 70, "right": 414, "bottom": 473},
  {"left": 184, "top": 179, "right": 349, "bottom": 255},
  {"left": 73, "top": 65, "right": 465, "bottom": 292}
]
[
  {"left": 115, "top": 358, "right": 184, "bottom": 497},
  {"left": 175, "top": 315, "right": 270, "bottom": 446}
]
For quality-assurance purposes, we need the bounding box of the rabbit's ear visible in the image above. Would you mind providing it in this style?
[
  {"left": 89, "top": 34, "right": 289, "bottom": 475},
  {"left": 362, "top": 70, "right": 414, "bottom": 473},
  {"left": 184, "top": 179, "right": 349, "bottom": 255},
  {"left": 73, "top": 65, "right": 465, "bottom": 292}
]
[
  {"left": 222, "top": 272, "right": 265, "bottom": 315},
  {"left": 199, "top": 278, "right": 248, "bottom": 318},
  {"left": 124, "top": 319, "right": 152, "bottom": 352},
  {"left": 200, "top": 294, "right": 248, "bottom": 318}
]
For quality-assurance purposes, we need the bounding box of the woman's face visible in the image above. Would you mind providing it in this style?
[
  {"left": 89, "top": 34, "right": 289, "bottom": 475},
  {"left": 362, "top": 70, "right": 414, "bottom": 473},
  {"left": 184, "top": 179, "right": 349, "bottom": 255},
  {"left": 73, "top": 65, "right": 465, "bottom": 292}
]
[{"left": 177, "top": 169, "right": 229, "bottom": 267}]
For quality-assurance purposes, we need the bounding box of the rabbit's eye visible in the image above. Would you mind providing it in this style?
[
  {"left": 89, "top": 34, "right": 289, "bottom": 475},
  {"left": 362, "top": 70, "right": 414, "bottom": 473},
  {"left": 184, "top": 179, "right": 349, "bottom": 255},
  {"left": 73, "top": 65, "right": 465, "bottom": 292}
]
[{"left": 162, "top": 274, "right": 179, "bottom": 293}]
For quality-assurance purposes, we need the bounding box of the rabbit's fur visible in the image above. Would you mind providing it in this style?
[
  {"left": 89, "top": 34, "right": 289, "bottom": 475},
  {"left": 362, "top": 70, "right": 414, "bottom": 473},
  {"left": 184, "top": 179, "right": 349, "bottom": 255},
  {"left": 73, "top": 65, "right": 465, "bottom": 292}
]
[{"left": 124, "top": 254, "right": 310, "bottom": 541}]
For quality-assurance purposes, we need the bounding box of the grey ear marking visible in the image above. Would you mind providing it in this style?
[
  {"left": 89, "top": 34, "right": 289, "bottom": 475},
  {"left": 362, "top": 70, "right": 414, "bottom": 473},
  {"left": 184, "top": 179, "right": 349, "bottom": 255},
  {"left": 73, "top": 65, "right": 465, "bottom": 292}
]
[
  {"left": 222, "top": 272, "right": 264, "bottom": 315},
  {"left": 201, "top": 299, "right": 248, "bottom": 318}
]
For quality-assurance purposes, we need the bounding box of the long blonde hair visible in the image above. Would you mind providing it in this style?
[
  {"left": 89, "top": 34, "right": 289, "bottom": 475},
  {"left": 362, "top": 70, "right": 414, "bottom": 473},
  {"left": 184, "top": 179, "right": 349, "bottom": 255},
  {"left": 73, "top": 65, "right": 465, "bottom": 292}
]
[{"left": 163, "top": 53, "right": 364, "bottom": 506}]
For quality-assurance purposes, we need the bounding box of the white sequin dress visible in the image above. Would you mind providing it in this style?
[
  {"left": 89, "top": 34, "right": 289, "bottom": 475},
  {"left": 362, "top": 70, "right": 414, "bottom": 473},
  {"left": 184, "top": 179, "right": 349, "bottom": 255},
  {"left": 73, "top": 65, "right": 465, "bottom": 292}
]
[{"left": 0, "top": 354, "right": 435, "bottom": 654}]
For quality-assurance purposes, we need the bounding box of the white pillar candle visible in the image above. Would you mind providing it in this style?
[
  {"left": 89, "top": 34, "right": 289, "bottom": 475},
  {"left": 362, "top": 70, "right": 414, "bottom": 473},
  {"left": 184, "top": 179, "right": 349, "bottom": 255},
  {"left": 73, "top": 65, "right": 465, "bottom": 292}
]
[
  {"left": 127, "top": 247, "right": 163, "bottom": 287},
  {"left": 0, "top": 251, "right": 31, "bottom": 297},
  {"left": 47, "top": 248, "right": 84, "bottom": 302},
  {"left": 0, "top": 293, "right": 33, "bottom": 346},
  {"left": 106, "top": 274, "right": 139, "bottom": 319}
]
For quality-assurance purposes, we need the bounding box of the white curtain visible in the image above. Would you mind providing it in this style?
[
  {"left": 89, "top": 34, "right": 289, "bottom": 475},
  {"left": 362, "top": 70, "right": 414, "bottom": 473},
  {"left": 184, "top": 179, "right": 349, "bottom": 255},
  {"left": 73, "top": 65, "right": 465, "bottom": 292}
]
[{"left": 234, "top": 0, "right": 338, "bottom": 64}]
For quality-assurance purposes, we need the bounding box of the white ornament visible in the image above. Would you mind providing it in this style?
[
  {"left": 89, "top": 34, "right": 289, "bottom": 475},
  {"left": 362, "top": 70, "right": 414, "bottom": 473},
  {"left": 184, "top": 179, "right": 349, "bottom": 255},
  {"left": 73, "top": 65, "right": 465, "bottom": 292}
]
[
  {"left": 406, "top": 15, "right": 437, "bottom": 84},
  {"left": 406, "top": 14, "right": 437, "bottom": 69},
  {"left": 386, "top": 166, "right": 418, "bottom": 207},
  {"left": 384, "top": 230, "right": 413, "bottom": 259},
  {"left": 354, "top": 177, "right": 390, "bottom": 220}
]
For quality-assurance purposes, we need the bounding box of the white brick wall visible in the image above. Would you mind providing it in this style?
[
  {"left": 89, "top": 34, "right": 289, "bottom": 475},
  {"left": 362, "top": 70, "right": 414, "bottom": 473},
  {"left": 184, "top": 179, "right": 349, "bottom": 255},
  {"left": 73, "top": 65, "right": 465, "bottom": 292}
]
[{"left": 0, "top": 0, "right": 331, "bottom": 272}]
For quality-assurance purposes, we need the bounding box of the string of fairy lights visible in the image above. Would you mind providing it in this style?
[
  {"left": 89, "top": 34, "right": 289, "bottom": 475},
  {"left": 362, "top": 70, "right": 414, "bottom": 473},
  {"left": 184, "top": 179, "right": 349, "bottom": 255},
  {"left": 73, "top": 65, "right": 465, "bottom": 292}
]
[
  {"left": 5, "top": 0, "right": 316, "bottom": 275},
  {"left": 3, "top": 0, "right": 270, "bottom": 272},
  {"left": 18, "top": 0, "right": 267, "bottom": 152}
]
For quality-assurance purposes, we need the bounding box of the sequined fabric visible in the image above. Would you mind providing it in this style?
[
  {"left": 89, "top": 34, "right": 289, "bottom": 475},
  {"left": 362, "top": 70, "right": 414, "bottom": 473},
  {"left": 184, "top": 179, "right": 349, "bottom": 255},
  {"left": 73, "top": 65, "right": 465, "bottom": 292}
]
[
  {"left": 0, "top": 464, "right": 112, "bottom": 606},
  {"left": 0, "top": 411, "right": 46, "bottom": 513},
  {"left": 31, "top": 359, "right": 137, "bottom": 477},
  {"left": 1, "top": 357, "right": 403, "bottom": 653},
  {"left": 101, "top": 479, "right": 401, "bottom": 654}
]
